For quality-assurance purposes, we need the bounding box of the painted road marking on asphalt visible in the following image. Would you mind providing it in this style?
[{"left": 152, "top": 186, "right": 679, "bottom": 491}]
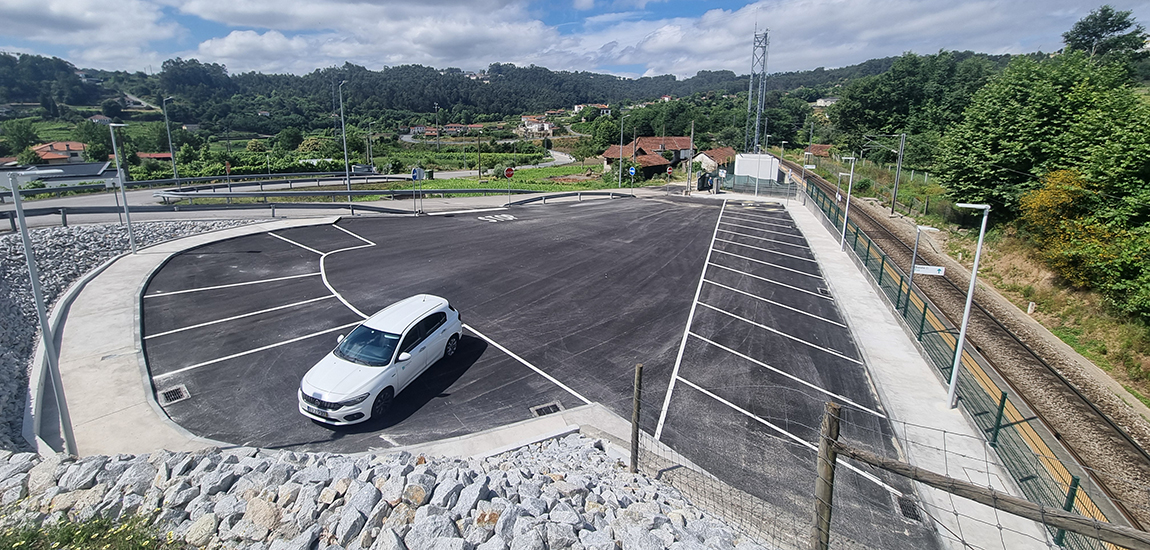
[
  {"left": 726, "top": 210, "right": 796, "bottom": 225},
  {"left": 153, "top": 321, "right": 362, "bottom": 382},
  {"left": 718, "top": 222, "right": 809, "bottom": 248},
  {"left": 697, "top": 302, "right": 862, "bottom": 364},
  {"left": 715, "top": 240, "right": 821, "bottom": 274},
  {"left": 687, "top": 332, "right": 883, "bottom": 418},
  {"left": 715, "top": 231, "right": 817, "bottom": 263},
  {"left": 144, "top": 273, "right": 322, "bottom": 298},
  {"left": 721, "top": 214, "right": 797, "bottom": 232},
  {"left": 655, "top": 200, "right": 727, "bottom": 441},
  {"left": 269, "top": 232, "right": 325, "bottom": 255},
  {"left": 316, "top": 226, "right": 378, "bottom": 319},
  {"left": 707, "top": 263, "right": 832, "bottom": 301},
  {"left": 675, "top": 376, "right": 900, "bottom": 495},
  {"left": 702, "top": 280, "right": 846, "bottom": 328},
  {"left": 334, "top": 224, "right": 376, "bottom": 246},
  {"left": 719, "top": 221, "right": 805, "bottom": 242},
  {"left": 428, "top": 207, "right": 509, "bottom": 216},
  {"left": 145, "top": 295, "right": 338, "bottom": 340},
  {"left": 712, "top": 249, "right": 821, "bottom": 279},
  {"left": 463, "top": 323, "right": 591, "bottom": 405}
]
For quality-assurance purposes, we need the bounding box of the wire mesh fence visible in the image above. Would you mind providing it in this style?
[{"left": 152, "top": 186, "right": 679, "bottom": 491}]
[{"left": 797, "top": 178, "right": 1120, "bottom": 549}]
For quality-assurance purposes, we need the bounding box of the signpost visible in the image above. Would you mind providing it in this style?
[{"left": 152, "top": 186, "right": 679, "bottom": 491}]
[
  {"left": 411, "top": 168, "right": 425, "bottom": 216},
  {"left": 505, "top": 167, "right": 513, "bottom": 205},
  {"left": 913, "top": 265, "right": 945, "bottom": 276}
]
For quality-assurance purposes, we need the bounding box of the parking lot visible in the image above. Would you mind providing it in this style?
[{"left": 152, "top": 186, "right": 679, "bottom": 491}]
[{"left": 141, "top": 196, "right": 935, "bottom": 548}]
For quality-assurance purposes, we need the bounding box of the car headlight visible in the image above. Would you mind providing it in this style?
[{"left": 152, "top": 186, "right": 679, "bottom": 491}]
[{"left": 340, "top": 393, "right": 371, "bottom": 407}]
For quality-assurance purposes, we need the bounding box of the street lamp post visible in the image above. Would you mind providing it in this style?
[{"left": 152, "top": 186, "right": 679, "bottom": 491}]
[
  {"left": 838, "top": 156, "right": 856, "bottom": 250},
  {"left": 108, "top": 123, "right": 137, "bottom": 253},
  {"left": 162, "top": 96, "right": 179, "bottom": 186},
  {"left": 904, "top": 225, "right": 939, "bottom": 312},
  {"left": 801, "top": 151, "right": 813, "bottom": 204},
  {"left": 367, "top": 121, "right": 374, "bottom": 172},
  {"left": 338, "top": 81, "right": 351, "bottom": 206},
  {"left": 618, "top": 114, "right": 630, "bottom": 189},
  {"left": 7, "top": 169, "right": 77, "bottom": 455},
  {"left": 434, "top": 102, "right": 440, "bottom": 152},
  {"left": 947, "top": 204, "right": 991, "bottom": 408},
  {"left": 762, "top": 134, "right": 771, "bottom": 154}
]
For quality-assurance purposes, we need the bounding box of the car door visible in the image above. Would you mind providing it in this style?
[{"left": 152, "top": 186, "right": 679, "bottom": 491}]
[
  {"left": 395, "top": 322, "right": 428, "bottom": 392},
  {"left": 417, "top": 312, "right": 449, "bottom": 372}
]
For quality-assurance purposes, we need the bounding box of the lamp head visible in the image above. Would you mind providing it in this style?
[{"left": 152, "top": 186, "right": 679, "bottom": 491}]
[
  {"left": 956, "top": 203, "right": 990, "bottom": 211},
  {"left": 110, "top": 123, "right": 127, "bottom": 128},
  {"left": 842, "top": 156, "right": 855, "bottom": 162},
  {"left": 164, "top": 96, "right": 174, "bottom": 101},
  {"left": 917, "top": 225, "right": 939, "bottom": 232}
]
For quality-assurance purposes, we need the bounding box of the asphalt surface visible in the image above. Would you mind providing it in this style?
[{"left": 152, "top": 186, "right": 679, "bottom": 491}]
[{"left": 140, "top": 196, "right": 936, "bottom": 549}]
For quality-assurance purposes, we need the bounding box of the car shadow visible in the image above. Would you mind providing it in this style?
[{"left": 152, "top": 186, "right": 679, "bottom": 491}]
[{"left": 316, "top": 335, "right": 488, "bottom": 435}]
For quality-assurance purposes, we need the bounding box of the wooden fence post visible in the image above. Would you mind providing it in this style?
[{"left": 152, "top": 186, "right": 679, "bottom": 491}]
[{"left": 812, "top": 402, "right": 842, "bottom": 550}]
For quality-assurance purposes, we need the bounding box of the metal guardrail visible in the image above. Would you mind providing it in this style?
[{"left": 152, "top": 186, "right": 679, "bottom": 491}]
[
  {"left": 0, "top": 171, "right": 355, "bottom": 200},
  {"left": 508, "top": 191, "right": 633, "bottom": 205},
  {"left": 153, "top": 188, "right": 539, "bottom": 201},
  {"left": 801, "top": 179, "right": 1114, "bottom": 550}
]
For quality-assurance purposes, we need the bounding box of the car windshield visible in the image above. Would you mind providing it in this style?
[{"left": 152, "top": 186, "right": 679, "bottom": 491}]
[{"left": 333, "top": 325, "right": 400, "bottom": 367}]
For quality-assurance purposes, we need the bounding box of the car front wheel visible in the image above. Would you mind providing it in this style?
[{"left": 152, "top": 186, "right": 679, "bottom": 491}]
[
  {"left": 444, "top": 335, "right": 459, "bottom": 358},
  {"left": 371, "top": 387, "right": 394, "bottom": 420}
]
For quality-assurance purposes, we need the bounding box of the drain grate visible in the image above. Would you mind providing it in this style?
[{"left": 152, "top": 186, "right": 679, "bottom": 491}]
[
  {"left": 897, "top": 496, "right": 922, "bottom": 522},
  {"left": 158, "top": 384, "right": 190, "bottom": 406},
  {"left": 530, "top": 402, "right": 563, "bottom": 417}
]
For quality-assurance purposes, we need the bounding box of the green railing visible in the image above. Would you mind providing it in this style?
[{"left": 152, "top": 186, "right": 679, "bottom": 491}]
[{"left": 803, "top": 180, "right": 1112, "bottom": 550}]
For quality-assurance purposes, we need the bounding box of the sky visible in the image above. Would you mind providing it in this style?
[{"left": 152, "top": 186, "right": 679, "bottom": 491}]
[{"left": 1, "top": 0, "right": 1148, "bottom": 79}]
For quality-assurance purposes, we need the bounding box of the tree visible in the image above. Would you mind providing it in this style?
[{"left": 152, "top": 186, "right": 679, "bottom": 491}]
[
  {"left": 934, "top": 51, "right": 1132, "bottom": 216},
  {"left": 17, "top": 147, "right": 45, "bottom": 165},
  {"left": 572, "top": 137, "right": 596, "bottom": 165},
  {"left": 101, "top": 99, "right": 123, "bottom": 118},
  {"left": 1063, "top": 5, "right": 1149, "bottom": 61},
  {"left": 275, "top": 127, "right": 304, "bottom": 150},
  {"left": 2, "top": 119, "right": 40, "bottom": 151},
  {"left": 246, "top": 139, "right": 266, "bottom": 152}
]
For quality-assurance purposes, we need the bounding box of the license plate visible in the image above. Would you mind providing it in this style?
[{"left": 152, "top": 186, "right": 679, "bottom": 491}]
[{"left": 304, "top": 405, "right": 329, "bottom": 418}]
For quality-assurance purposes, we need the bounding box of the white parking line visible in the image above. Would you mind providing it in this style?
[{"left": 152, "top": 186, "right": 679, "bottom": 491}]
[
  {"left": 697, "top": 302, "right": 862, "bottom": 364},
  {"left": 675, "top": 377, "right": 900, "bottom": 495},
  {"left": 334, "top": 224, "right": 376, "bottom": 246},
  {"left": 463, "top": 323, "right": 591, "bottom": 405},
  {"left": 718, "top": 222, "right": 809, "bottom": 246},
  {"left": 715, "top": 231, "right": 816, "bottom": 263},
  {"left": 655, "top": 200, "right": 727, "bottom": 440},
  {"left": 153, "top": 321, "right": 362, "bottom": 382},
  {"left": 707, "top": 263, "right": 831, "bottom": 301},
  {"left": 269, "top": 232, "right": 324, "bottom": 255},
  {"left": 687, "top": 332, "right": 883, "bottom": 417},
  {"left": 145, "top": 295, "right": 337, "bottom": 340},
  {"left": 144, "top": 273, "right": 322, "bottom": 298},
  {"left": 702, "top": 280, "right": 845, "bottom": 328},
  {"left": 721, "top": 214, "right": 797, "bottom": 231},
  {"left": 717, "top": 220, "right": 800, "bottom": 242},
  {"left": 712, "top": 249, "right": 821, "bottom": 279},
  {"left": 726, "top": 210, "right": 796, "bottom": 224}
]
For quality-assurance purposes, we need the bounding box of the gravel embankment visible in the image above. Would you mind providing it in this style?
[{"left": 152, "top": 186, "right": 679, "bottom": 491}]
[
  {"left": 0, "top": 221, "right": 258, "bottom": 452},
  {"left": 0, "top": 433, "right": 764, "bottom": 550}
]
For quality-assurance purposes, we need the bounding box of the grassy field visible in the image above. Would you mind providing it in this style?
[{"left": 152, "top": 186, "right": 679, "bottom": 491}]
[{"left": 0, "top": 516, "right": 178, "bottom": 550}]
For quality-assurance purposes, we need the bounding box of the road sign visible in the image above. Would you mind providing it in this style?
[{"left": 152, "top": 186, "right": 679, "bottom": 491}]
[
  {"left": 504, "top": 167, "right": 514, "bottom": 178},
  {"left": 718, "top": 169, "right": 727, "bottom": 178},
  {"left": 412, "top": 168, "right": 424, "bottom": 181},
  {"left": 913, "top": 265, "right": 946, "bottom": 276},
  {"left": 804, "top": 164, "right": 817, "bottom": 169},
  {"left": 667, "top": 166, "right": 673, "bottom": 175},
  {"left": 225, "top": 161, "right": 231, "bottom": 175},
  {"left": 628, "top": 166, "right": 636, "bottom": 176}
]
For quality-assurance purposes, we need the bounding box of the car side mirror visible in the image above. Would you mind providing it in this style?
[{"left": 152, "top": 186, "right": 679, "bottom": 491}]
[
  {"left": 336, "top": 334, "right": 345, "bottom": 344},
  {"left": 397, "top": 352, "right": 411, "bottom": 362}
]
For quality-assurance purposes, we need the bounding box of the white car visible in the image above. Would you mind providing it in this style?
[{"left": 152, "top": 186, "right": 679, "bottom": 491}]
[{"left": 298, "top": 294, "right": 463, "bottom": 425}]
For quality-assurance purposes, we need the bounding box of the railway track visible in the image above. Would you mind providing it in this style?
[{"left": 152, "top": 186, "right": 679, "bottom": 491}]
[{"left": 781, "top": 158, "right": 1150, "bottom": 529}]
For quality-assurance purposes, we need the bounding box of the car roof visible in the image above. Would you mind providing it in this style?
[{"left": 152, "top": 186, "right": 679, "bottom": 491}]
[{"left": 362, "top": 294, "right": 449, "bottom": 334}]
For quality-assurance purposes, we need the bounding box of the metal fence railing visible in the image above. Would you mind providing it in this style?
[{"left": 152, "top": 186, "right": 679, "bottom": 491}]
[
  {"left": 713, "top": 173, "right": 797, "bottom": 198},
  {"left": 801, "top": 179, "right": 1114, "bottom": 550}
]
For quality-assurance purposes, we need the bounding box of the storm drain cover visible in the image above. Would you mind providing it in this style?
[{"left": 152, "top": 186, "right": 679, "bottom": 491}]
[
  {"left": 530, "top": 402, "right": 563, "bottom": 417},
  {"left": 897, "top": 496, "right": 922, "bottom": 522},
  {"left": 158, "top": 384, "right": 190, "bottom": 406}
]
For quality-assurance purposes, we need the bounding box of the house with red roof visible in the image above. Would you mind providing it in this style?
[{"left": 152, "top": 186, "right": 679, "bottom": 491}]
[{"left": 30, "top": 142, "right": 86, "bottom": 164}]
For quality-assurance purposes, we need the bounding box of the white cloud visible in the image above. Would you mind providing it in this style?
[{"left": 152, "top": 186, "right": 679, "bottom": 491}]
[
  {"left": 0, "top": 0, "right": 178, "bottom": 69},
  {"left": 3, "top": 0, "right": 1149, "bottom": 78}
]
